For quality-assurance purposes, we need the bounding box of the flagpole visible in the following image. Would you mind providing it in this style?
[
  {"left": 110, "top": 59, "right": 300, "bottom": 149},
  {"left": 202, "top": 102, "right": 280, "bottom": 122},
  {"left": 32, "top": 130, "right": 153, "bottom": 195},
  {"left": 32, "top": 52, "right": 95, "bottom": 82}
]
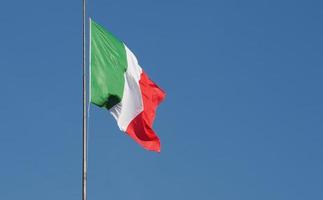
[{"left": 82, "top": 0, "right": 87, "bottom": 199}]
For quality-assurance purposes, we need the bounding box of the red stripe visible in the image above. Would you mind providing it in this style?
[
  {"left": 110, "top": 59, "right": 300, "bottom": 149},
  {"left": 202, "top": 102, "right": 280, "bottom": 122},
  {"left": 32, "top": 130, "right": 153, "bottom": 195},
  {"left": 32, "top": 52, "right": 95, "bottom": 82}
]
[{"left": 125, "top": 71, "right": 166, "bottom": 152}]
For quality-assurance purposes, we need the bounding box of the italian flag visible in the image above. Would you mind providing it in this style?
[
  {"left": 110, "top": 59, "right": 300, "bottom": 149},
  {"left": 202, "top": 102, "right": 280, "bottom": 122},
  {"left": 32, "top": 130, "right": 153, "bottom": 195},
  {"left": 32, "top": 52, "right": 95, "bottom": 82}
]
[{"left": 90, "top": 19, "right": 165, "bottom": 152}]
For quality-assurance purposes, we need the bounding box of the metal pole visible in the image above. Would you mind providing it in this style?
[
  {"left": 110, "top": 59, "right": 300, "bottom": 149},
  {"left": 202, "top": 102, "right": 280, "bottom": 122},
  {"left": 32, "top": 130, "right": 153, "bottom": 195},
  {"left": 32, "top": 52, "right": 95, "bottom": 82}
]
[{"left": 82, "top": 0, "right": 87, "bottom": 199}]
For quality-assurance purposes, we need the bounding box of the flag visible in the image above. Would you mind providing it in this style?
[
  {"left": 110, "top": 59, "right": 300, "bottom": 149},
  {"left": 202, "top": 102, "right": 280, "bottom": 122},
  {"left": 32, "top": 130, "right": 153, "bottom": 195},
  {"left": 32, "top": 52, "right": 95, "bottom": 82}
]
[{"left": 90, "top": 19, "right": 165, "bottom": 152}]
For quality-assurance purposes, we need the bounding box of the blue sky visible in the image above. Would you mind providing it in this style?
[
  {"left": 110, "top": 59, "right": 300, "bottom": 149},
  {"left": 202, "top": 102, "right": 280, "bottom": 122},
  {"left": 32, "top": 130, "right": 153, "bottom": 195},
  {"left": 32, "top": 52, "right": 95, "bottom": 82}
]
[{"left": 0, "top": 0, "right": 322, "bottom": 199}]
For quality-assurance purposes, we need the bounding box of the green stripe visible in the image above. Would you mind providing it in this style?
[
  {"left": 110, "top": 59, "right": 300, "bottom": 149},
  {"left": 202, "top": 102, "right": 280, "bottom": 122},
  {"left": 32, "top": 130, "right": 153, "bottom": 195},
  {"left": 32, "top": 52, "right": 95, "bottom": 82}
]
[{"left": 90, "top": 20, "right": 127, "bottom": 109}]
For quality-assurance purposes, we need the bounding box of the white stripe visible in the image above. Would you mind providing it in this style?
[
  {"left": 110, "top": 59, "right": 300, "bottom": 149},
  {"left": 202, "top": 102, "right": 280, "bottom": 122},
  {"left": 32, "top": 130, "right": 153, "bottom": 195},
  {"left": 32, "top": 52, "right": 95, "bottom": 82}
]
[{"left": 110, "top": 45, "right": 144, "bottom": 131}]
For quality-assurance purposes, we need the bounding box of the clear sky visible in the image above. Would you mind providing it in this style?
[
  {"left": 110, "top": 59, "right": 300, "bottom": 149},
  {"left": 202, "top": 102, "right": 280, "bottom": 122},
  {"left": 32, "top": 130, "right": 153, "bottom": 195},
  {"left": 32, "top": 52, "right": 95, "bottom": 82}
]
[{"left": 0, "top": 0, "right": 322, "bottom": 199}]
